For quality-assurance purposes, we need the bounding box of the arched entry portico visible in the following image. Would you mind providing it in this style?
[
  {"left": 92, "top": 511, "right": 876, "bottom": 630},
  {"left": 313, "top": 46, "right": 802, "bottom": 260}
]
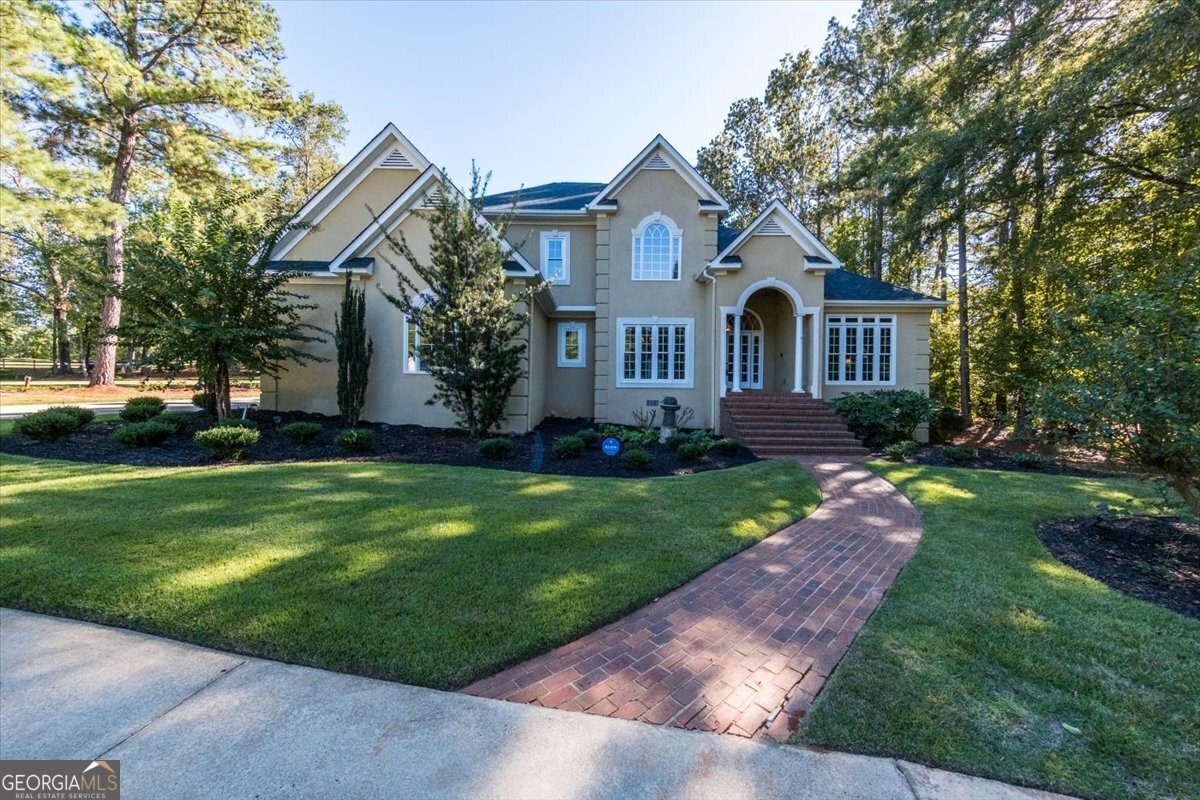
[{"left": 720, "top": 278, "right": 823, "bottom": 397}]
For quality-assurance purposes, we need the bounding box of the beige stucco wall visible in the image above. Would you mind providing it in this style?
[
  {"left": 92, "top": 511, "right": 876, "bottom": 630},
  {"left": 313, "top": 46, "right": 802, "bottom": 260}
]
[
  {"left": 266, "top": 211, "right": 537, "bottom": 433},
  {"left": 543, "top": 317, "right": 595, "bottom": 420},
  {"left": 506, "top": 222, "right": 597, "bottom": 309},
  {"left": 287, "top": 167, "right": 422, "bottom": 262},
  {"left": 595, "top": 165, "right": 718, "bottom": 428}
]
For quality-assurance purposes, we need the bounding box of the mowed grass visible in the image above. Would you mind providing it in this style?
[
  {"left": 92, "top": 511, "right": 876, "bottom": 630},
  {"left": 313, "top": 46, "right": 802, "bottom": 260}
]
[
  {"left": 0, "top": 454, "right": 818, "bottom": 689},
  {"left": 798, "top": 464, "right": 1199, "bottom": 800}
]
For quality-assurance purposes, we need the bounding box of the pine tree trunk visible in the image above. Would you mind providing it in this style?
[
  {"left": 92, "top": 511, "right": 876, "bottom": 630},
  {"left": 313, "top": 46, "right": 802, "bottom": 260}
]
[
  {"left": 871, "top": 196, "right": 884, "bottom": 281},
  {"left": 957, "top": 195, "right": 971, "bottom": 418},
  {"left": 90, "top": 116, "right": 138, "bottom": 388},
  {"left": 935, "top": 226, "right": 948, "bottom": 300}
]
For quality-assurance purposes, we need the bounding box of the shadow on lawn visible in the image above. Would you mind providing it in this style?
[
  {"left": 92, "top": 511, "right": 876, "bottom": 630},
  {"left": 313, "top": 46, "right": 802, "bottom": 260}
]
[{"left": 0, "top": 459, "right": 815, "bottom": 690}]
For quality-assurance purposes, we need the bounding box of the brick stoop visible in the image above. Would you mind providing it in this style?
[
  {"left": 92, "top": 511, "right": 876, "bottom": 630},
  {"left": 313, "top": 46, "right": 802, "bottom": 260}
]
[{"left": 722, "top": 392, "right": 868, "bottom": 458}]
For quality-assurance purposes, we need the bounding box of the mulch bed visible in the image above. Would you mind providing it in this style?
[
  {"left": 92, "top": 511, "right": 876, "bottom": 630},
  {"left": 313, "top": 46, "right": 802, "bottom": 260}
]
[
  {"left": 904, "top": 444, "right": 1124, "bottom": 478},
  {"left": 0, "top": 411, "right": 757, "bottom": 478},
  {"left": 1037, "top": 515, "right": 1200, "bottom": 619}
]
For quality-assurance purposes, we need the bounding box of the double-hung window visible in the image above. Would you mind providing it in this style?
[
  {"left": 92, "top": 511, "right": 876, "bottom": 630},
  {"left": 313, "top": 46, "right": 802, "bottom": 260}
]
[
  {"left": 632, "top": 214, "right": 682, "bottom": 281},
  {"left": 557, "top": 322, "right": 586, "bottom": 368},
  {"left": 826, "top": 316, "right": 895, "bottom": 384},
  {"left": 404, "top": 293, "right": 435, "bottom": 374},
  {"left": 616, "top": 318, "right": 693, "bottom": 387},
  {"left": 540, "top": 231, "right": 570, "bottom": 284}
]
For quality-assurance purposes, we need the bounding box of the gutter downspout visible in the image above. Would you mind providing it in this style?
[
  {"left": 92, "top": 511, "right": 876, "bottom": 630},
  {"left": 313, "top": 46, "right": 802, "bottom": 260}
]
[{"left": 696, "top": 264, "right": 718, "bottom": 433}]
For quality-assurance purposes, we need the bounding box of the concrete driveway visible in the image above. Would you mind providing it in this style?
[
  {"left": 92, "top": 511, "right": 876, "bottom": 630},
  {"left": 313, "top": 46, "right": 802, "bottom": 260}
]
[
  {"left": 0, "top": 398, "right": 259, "bottom": 420},
  {"left": 0, "top": 609, "right": 1069, "bottom": 800}
]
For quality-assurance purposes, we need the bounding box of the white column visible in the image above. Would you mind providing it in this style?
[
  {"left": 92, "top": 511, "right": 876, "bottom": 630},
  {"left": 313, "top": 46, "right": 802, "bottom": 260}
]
[
  {"left": 793, "top": 313, "right": 805, "bottom": 393},
  {"left": 809, "top": 311, "right": 823, "bottom": 399},
  {"left": 731, "top": 311, "right": 742, "bottom": 392}
]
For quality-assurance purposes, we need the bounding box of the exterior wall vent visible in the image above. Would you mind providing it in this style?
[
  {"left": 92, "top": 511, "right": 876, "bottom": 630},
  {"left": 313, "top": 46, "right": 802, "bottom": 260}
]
[
  {"left": 380, "top": 148, "right": 414, "bottom": 169},
  {"left": 643, "top": 152, "right": 671, "bottom": 170},
  {"left": 421, "top": 188, "right": 445, "bottom": 207},
  {"left": 757, "top": 217, "right": 787, "bottom": 235}
]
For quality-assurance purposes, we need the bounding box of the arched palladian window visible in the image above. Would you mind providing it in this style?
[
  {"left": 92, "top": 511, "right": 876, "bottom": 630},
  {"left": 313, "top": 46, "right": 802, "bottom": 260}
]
[{"left": 632, "top": 213, "right": 682, "bottom": 281}]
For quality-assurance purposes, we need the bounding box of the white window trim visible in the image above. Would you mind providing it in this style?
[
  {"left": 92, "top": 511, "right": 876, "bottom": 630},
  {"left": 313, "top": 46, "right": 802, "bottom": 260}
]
[
  {"left": 402, "top": 292, "right": 434, "bottom": 375},
  {"left": 631, "top": 212, "right": 683, "bottom": 282},
  {"left": 825, "top": 315, "right": 896, "bottom": 386},
  {"left": 556, "top": 322, "right": 586, "bottom": 368},
  {"left": 540, "top": 230, "right": 571, "bottom": 285},
  {"left": 615, "top": 317, "right": 694, "bottom": 388}
]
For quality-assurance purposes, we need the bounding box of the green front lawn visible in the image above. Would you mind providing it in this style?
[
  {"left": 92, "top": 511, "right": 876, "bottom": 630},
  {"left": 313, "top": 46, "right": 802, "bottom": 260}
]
[
  {"left": 0, "top": 455, "right": 817, "bottom": 689},
  {"left": 799, "top": 464, "right": 1198, "bottom": 800}
]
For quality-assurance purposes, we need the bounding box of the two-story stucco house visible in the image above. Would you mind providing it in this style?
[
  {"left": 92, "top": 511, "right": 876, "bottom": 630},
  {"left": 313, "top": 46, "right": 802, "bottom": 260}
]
[{"left": 261, "top": 123, "right": 947, "bottom": 453}]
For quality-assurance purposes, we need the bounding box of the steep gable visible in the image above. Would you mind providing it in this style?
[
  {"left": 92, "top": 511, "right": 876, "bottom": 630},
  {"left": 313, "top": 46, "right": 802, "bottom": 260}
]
[
  {"left": 709, "top": 200, "right": 841, "bottom": 270},
  {"left": 587, "top": 135, "right": 729, "bottom": 212}
]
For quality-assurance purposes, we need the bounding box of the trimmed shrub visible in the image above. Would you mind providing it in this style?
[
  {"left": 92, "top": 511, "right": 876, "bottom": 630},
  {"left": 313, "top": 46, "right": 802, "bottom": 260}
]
[
  {"left": 687, "top": 430, "right": 716, "bottom": 451},
  {"left": 664, "top": 433, "right": 689, "bottom": 451},
  {"left": 883, "top": 440, "right": 918, "bottom": 462},
  {"left": 119, "top": 396, "right": 166, "bottom": 422},
  {"left": 575, "top": 428, "right": 601, "bottom": 447},
  {"left": 48, "top": 406, "right": 96, "bottom": 429},
  {"left": 479, "top": 437, "right": 514, "bottom": 460},
  {"left": 13, "top": 409, "right": 86, "bottom": 442},
  {"left": 195, "top": 426, "right": 260, "bottom": 459},
  {"left": 337, "top": 428, "right": 374, "bottom": 452},
  {"left": 830, "top": 390, "right": 938, "bottom": 448},
  {"left": 216, "top": 418, "right": 257, "bottom": 429},
  {"left": 1012, "top": 452, "right": 1049, "bottom": 470},
  {"left": 111, "top": 419, "right": 175, "bottom": 447},
  {"left": 713, "top": 438, "right": 739, "bottom": 456},
  {"left": 930, "top": 406, "right": 970, "bottom": 444},
  {"left": 280, "top": 421, "right": 322, "bottom": 445},
  {"left": 622, "top": 447, "right": 653, "bottom": 471},
  {"left": 553, "top": 435, "right": 584, "bottom": 459},
  {"left": 943, "top": 445, "right": 976, "bottom": 464},
  {"left": 158, "top": 412, "right": 190, "bottom": 434},
  {"left": 677, "top": 442, "right": 706, "bottom": 463},
  {"left": 192, "top": 392, "right": 217, "bottom": 414}
]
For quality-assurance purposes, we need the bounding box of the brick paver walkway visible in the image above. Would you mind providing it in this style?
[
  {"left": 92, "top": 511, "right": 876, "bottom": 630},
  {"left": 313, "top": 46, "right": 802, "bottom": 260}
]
[{"left": 463, "top": 460, "right": 922, "bottom": 741}]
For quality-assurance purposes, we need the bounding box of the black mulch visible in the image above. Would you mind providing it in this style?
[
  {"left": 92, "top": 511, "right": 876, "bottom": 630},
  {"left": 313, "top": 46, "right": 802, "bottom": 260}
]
[
  {"left": 0, "top": 411, "right": 758, "bottom": 479},
  {"left": 903, "top": 444, "right": 1126, "bottom": 478},
  {"left": 1037, "top": 515, "right": 1200, "bottom": 619}
]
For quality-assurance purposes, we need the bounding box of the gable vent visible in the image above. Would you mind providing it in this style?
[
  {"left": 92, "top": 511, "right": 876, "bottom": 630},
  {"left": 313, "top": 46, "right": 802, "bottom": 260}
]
[
  {"left": 757, "top": 217, "right": 787, "bottom": 235},
  {"left": 379, "top": 148, "right": 414, "bottom": 169},
  {"left": 643, "top": 152, "right": 671, "bottom": 170},
  {"left": 421, "top": 188, "right": 445, "bottom": 207}
]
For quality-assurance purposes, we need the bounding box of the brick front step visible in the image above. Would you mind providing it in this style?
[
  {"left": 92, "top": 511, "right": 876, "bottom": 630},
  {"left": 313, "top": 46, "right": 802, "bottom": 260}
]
[{"left": 722, "top": 395, "right": 866, "bottom": 459}]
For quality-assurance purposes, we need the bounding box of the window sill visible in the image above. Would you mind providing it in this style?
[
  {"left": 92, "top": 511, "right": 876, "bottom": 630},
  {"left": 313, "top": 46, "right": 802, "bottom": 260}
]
[{"left": 616, "top": 379, "right": 694, "bottom": 389}]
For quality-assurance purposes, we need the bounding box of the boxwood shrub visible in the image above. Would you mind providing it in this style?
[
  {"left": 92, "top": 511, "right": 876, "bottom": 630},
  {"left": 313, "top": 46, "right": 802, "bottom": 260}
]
[
  {"left": 574, "top": 428, "right": 601, "bottom": 447},
  {"left": 280, "top": 421, "right": 322, "bottom": 445},
  {"left": 13, "top": 409, "right": 88, "bottom": 442},
  {"left": 479, "top": 437, "right": 514, "bottom": 459},
  {"left": 195, "top": 426, "right": 260, "bottom": 459},
  {"left": 677, "top": 442, "right": 706, "bottom": 463},
  {"left": 337, "top": 428, "right": 374, "bottom": 452},
  {"left": 112, "top": 419, "right": 175, "bottom": 447},
  {"left": 552, "top": 435, "right": 584, "bottom": 459},
  {"left": 713, "top": 438, "right": 739, "bottom": 456},
  {"left": 943, "top": 445, "right": 976, "bottom": 464},
  {"left": 157, "top": 412, "right": 190, "bottom": 434},
  {"left": 829, "top": 389, "right": 938, "bottom": 448},
  {"left": 883, "top": 440, "right": 917, "bottom": 462},
  {"left": 119, "top": 396, "right": 166, "bottom": 422},
  {"left": 622, "top": 447, "right": 653, "bottom": 471}
]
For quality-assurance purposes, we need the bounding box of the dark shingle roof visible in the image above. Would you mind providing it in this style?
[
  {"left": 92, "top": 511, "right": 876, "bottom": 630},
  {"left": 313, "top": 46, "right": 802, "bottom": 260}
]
[
  {"left": 482, "top": 182, "right": 606, "bottom": 212},
  {"left": 265, "top": 258, "right": 373, "bottom": 273},
  {"left": 824, "top": 270, "right": 943, "bottom": 302},
  {"left": 717, "top": 225, "right": 741, "bottom": 251}
]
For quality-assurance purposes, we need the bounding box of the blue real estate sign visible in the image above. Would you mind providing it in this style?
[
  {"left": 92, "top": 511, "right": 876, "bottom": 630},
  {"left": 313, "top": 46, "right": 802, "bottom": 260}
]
[{"left": 601, "top": 437, "right": 621, "bottom": 457}]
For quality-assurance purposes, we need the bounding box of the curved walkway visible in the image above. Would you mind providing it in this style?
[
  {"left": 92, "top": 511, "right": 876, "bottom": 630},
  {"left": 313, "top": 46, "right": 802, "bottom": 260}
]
[{"left": 464, "top": 460, "right": 923, "bottom": 741}]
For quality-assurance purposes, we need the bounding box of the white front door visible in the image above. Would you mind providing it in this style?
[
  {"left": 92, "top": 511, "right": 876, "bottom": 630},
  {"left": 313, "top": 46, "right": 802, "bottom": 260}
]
[{"left": 725, "top": 313, "right": 764, "bottom": 390}]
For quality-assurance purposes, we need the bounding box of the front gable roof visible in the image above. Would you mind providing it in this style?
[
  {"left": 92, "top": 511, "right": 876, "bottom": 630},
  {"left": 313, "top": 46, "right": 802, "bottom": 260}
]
[
  {"left": 269, "top": 123, "right": 433, "bottom": 261},
  {"left": 329, "top": 165, "right": 536, "bottom": 277},
  {"left": 710, "top": 200, "right": 842, "bottom": 270},
  {"left": 587, "top": 135, "right": 729, "bottom": 212}
]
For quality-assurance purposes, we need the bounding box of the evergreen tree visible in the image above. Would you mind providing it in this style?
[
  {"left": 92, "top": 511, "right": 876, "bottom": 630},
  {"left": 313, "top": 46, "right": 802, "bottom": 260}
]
[
  {"left": 378, "top": 168, "right": 532, "bottom": 438},
  {"left": 334, "top": 271, "right": 373, "bottom": 428}
]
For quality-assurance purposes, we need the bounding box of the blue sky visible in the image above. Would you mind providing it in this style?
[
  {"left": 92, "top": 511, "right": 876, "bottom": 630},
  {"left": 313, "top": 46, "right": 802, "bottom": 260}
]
[{"left": 271, "top": 0, "right": 859, "bottom": 193}]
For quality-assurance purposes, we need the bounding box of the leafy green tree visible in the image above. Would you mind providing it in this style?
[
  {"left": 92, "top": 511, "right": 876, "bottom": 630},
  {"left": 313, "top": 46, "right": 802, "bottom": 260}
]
[
  {"left": 14, "top": 0, "right": 301, "bottom": 388},
  {"left": 120, "top": 192, "right": 325, "bottom": 419},
  {"left": 1036, "top": 265, "right": 1200, "bottom": 515},
  {"left": 378, "top": 168, "right": 532, "bottom": 438},
  {"left": 273, "top": 91, "right": 348, "bottom": 210},
  {"left": 334, "top": 271, "right": 373, "bottom": 427}
]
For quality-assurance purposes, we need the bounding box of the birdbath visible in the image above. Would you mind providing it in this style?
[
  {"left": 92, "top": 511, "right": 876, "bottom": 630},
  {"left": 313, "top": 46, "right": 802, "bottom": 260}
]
[{"left": 659, "top": 395, "right": 681, "bottom": 443}]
